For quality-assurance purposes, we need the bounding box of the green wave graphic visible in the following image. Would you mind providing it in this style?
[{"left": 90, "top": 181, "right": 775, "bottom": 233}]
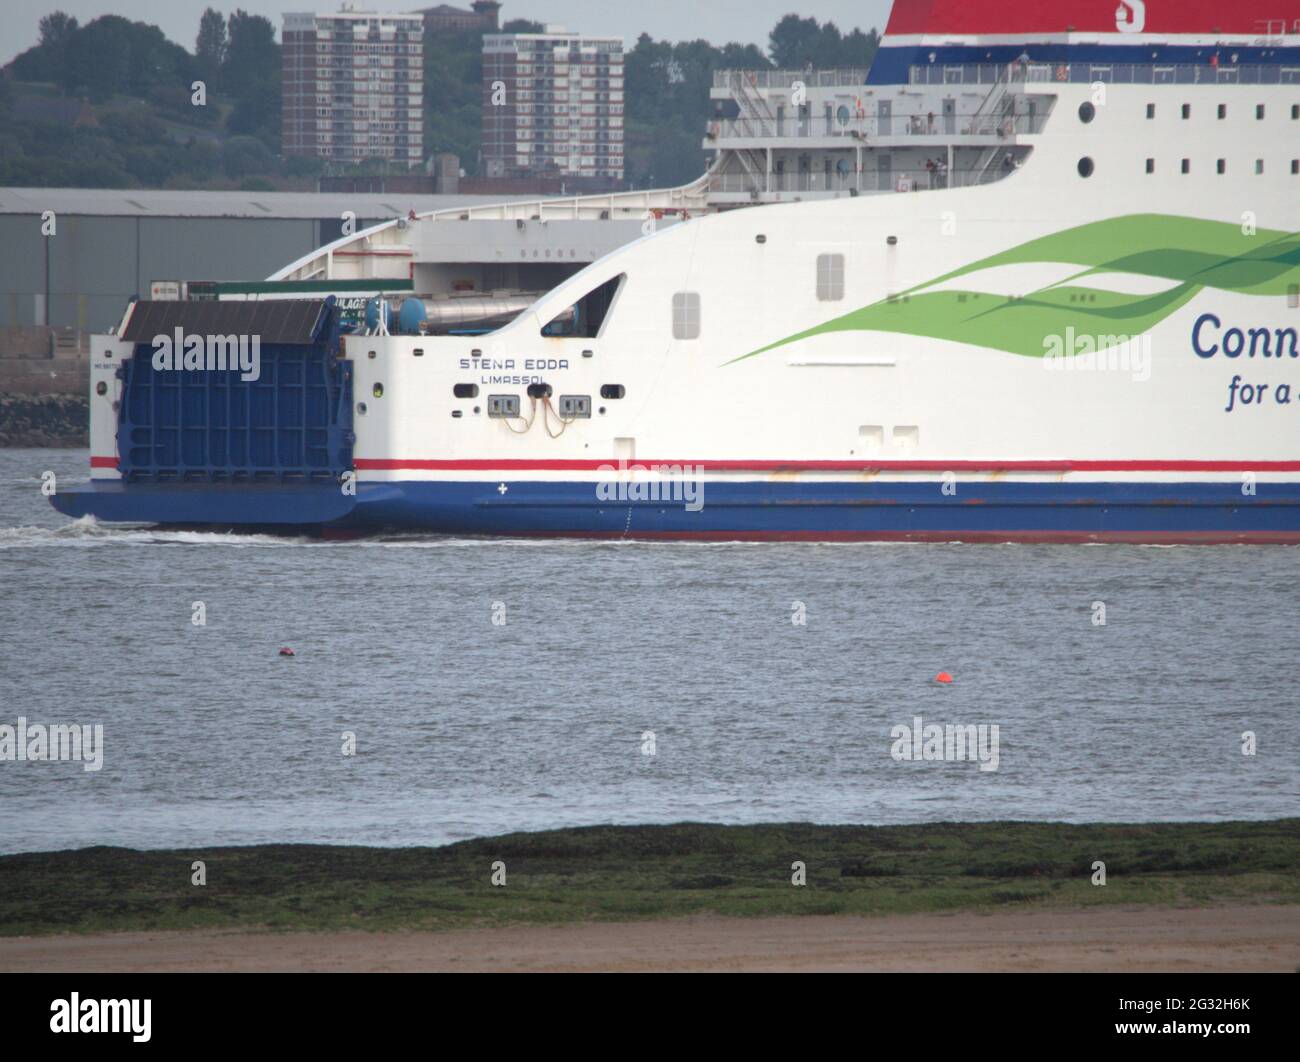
[{"left": 731, "top": 214, "right": 1300, "bottom": 363}]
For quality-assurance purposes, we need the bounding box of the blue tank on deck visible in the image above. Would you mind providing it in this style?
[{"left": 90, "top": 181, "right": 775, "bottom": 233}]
[{"left": 397, "top": 297, "right": 427, "bottom": 335}]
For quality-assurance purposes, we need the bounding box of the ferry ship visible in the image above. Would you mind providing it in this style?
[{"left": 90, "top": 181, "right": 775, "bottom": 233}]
[{"left": 53, "top": 1, "right": 1300, "bottom": 542}]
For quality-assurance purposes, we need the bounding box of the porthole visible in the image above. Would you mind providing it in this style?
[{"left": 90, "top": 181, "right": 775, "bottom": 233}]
[
  {"left": 372, "top": 382, "right": 384, "bottom": 398},
  {"left": 1077, "top": 157, "right": 1095, "bottom": 177},
  {"left": 1078, "top": 101, "right": 1095, "bottom": 123},
  {"left": 95, "top": 381, "right": 107, "bottom": 396},
  {"left": 357, "top": 402, "right": 368, "bottom": 415}
]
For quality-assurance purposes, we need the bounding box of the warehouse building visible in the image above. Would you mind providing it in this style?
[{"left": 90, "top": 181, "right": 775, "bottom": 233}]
[{"left": 0, "top": 187, "right": 524, "bottom": 334}]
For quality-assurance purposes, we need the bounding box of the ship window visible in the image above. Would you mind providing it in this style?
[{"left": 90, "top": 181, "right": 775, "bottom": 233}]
[
  {"left": 1256, "top": 104, "right": 1265, "bottom": 119},
  {"left": 1181, "top": 104, "right": 1190, "bottom": 119},
  {"left": 816, "top": 254, "right": 845, "bottom": 301},
  {"left": 1078, "top": 101, "right": 1095, "bottom": 123},
  {"left": 453, "top": 383, "right": 478, "bottom": 398},
  {"left": 1217, "top": 104, "right": 1226, "bottom": 119},
  {"left": 1146, "top": 103, "right": 1155, "bottom": 118},
  {"left": 600, "top": 384, "right": 625, "bottom": 399},
  {"left": 1293, "top": 160, "right": 1299, "bottom": 174},
  {"left": 672, "top": 292, "right": 701, "bottom": 340},
  {"left": 1256, "top": 159, "right": 1264, "bottom": 175},
  {"left": 1181, "top": 158, "right": 1190, "bottom": 174},
  {"left": 1077, "top": 157, "right": 1094, "bottom": 178},
  {"left": 1217, "top": 159, "right": 1226, "bottom": 174},
  {"left": 1293, "top": 105, "right": 1299, "bottom": 119},
  {"left": 1145, "top": 158, "right": 1154, "bottom": 174},
  {"left": 836, "top": 104, "right": 850, "bottom": 126},
  {"left": 541, "top": 273, "right": 625, "bottom": 338}
]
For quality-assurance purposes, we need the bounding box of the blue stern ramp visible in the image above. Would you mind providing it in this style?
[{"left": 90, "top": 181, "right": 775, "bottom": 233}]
[{"left": 51, "top": 298, "right": 356, "bottom": 528}]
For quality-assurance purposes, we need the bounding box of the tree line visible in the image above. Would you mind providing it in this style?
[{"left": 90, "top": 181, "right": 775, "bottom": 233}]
[{"left": 0, "top": 10, "right": 880, "bottom": 190}]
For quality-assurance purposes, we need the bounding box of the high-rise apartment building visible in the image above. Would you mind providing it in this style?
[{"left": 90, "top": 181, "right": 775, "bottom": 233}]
[
  {"left": 282, "top": 10, "right": 424, "bottom": 166},
  {"left": 482, "top": 29, "right": 624, "bottom": 182}
]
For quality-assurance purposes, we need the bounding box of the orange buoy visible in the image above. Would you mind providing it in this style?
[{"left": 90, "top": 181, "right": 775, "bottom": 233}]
[
  {"left": 935, "top": 671, "right": 953, "bottom": 684},
  {"left": 279, "top": 647, "right": 295, "bottom": 657}
]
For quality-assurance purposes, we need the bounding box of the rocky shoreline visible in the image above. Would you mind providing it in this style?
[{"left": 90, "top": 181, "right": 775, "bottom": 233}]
[{"left": 0, "top": 394, "right": 89, "bottom": 448}]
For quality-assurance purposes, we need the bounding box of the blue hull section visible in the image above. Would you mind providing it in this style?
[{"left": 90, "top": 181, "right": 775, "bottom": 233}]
[
  {"left": 51, "top": 480, "right": 358, "bottom": 526},
  {"left": 50, "top": 478, "right": 1300, "bottom": 542}
]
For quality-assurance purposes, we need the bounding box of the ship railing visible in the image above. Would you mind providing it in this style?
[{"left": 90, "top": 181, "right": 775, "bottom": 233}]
[
  {"left": 911, "top": 62, "right": 1300, "bottom": 85},
  {"left": 708, "top": 111, "right": 1048, "bottom": 140},
  {"left": 707, "top": 165, "right": 1015, "bottom": 196},
  {"left": 713, "top": 68, "right": 871, "bottom": 89}
]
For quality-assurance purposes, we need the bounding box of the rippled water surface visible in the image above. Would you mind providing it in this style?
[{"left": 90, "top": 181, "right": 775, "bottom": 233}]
[{"left": 0, "top": 449, "right": 1295, "bottom": 853}]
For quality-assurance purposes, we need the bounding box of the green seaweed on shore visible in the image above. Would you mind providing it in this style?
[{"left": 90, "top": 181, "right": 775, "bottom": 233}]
[{"left": 0, "top": 820, "right": 1296, "bottom": 937}]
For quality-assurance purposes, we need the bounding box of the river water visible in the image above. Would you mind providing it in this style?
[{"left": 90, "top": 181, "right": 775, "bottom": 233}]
[{"left": 0, "top": 449, "right": 1295, "bottom": 853}]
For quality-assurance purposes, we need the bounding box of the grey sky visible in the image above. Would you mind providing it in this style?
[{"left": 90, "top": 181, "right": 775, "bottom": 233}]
[{"left": 4, "top": 0, "right": 896, "bottom": 65}]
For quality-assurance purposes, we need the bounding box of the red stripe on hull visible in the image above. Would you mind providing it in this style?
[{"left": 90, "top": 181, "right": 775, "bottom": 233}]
[{"left": 353, "top": 458, "right": 1300, "bottom": 473}]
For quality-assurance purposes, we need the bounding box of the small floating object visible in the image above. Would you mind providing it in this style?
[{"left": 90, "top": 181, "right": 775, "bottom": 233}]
[
  {"left": 279, "top": 647, "right": 295, "bottom": 657},
  {"left": 934, "top": 671, "right": 953, "bottom": 684}
]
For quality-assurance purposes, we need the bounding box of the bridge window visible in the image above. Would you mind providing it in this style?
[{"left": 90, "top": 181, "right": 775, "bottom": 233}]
[
  {"left": 816, "top": 254, "right": 845, "bottom": 301},
  {"left": 672, "top": 292, "right": 701, "bottom": 340},
  {"left": 541, "top": 273, "right": 625, "bottom": 338}
]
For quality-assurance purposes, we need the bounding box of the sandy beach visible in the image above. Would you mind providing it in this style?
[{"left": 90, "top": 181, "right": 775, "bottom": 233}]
[{"left": 4, "top": 905, "right": 1296, "bottom": 973}]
